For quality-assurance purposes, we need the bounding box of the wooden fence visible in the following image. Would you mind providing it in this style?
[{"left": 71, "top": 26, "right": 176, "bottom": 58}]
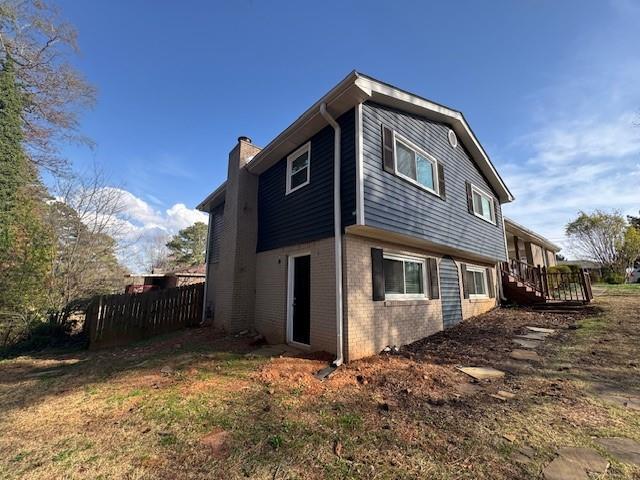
[{"left": 85, "top": 282, "right": 204, "bottom": 349}]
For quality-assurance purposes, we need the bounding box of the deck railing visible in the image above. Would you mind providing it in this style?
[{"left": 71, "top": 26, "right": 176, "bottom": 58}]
[{"left": 501, "top": 260, "right": 593, "bottom": 303}]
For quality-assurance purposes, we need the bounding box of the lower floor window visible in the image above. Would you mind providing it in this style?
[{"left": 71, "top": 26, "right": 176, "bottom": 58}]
[
  {"left": 383, "top": 254, "right": 426, "bottom": 299},
  {"left": 467, "top": 267, "right": 488, "bottom": 297}
]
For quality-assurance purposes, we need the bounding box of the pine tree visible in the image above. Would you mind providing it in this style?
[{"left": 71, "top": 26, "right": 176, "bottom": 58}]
[
  {"left": 0, "top": 56, "right": 54, "bottom": 346},
  {"left": 166, "top": 222, "right": 208, "bottom": 268}
]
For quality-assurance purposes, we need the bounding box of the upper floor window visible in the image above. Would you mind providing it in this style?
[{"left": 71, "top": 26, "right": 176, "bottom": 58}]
[
  {"left": 286, "top": 142, "right": 310, "bottom": 194},
  {"left": 394, "top": 134, "right": 438, "bottom": 194},
  {"left": 383, "top": 253, "right": 427, "bottom": 300},
  {"left": 470, "top": 184, "right": 495, "bottom": 224}
]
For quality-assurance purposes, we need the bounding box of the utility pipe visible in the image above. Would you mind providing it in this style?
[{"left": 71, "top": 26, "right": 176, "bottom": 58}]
[{"left": 319, "top": 103, "right": 344, "bottom": 367}]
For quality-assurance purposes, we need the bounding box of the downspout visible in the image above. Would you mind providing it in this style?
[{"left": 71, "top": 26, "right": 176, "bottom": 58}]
[
  {"left": 320, "top": 103, "right": 344, "bottom": 367},
  {"left": 499, "top": 215, "right": 508, "bottom": 302},
  {"left": 202, "top": 211, "right": 213, "bottom": 323}
]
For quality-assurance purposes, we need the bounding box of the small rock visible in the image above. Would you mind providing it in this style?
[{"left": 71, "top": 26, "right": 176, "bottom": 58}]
[
  {"left": 267, "top": 388, "right": 275, "bottom": 395},
  {"left": 503, "top": 433, "right": 517, "bottom": 443},
  {"left": 160, "top": 366, "right": 173, "bottom": 375},
  {"left": 382, "top": 346, "right": 391, "bottom": 353},
  {"left": 333, "top": 439, "right": 343, "bottom": 457}
]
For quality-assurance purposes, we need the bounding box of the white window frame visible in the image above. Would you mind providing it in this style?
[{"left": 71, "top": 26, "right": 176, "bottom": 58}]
[
  {"left": 383, "top": 253, "right": 428, "bottom": 300},
  {"left": 470, "top": 184, "right": 496, "bottom": 225},
  {"left": 286, "top": 142, "right": 311, "bottom": 195},
  {"left": 392, "top": 132, "right": 440, "bottom": 196},
  {"left": 466, "top": 265, "right": 489, "bottom": 299}
]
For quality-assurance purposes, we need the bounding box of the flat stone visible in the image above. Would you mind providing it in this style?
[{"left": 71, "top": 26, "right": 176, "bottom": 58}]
[
  {"left": 491, "top": 390, "right": 516, "bottom": 401},
  {"left": 515, "top": 332, "right": 549, "bottom": 341},
  {"left": 510, "top": 349, "right": 542, "bottom": 362},
  {"left": 526, "top": 326, "right": 556, "bottom": 334},
  {"left": 543, "top": 457, "right": 590, "bottom": 480},
  {"left": 543, "top": 447, "right": 609, "bottom": 480},
  {"left": 513, "top": 338, "right": 541, "bottom": 349},
  {"left": 456, "top": 366, "right": 505, "bottom": 381},
  {"left": 596, "top": 437, "right": 640, "bottom": 465},
  {"left": 559, "top": 447, "right": 609, "bottom": 473},
  {"left": 594, "top": 388, "right": 640, "bottom": 411},
  {"left": 497, "top": 390, "right": 516, "bottom": 399}
]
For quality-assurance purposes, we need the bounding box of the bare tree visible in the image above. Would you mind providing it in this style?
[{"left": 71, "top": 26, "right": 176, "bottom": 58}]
[
  {"left": 0, "top": 0, "right": 96, "bottom": 173},
  {"left": 140, "top": 232, "right": 172, "bottom": 273},
  {"left": 48, "top": 165, "right": 127, "bottom": 309}
]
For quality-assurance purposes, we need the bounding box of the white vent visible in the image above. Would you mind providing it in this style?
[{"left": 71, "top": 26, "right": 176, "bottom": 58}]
[{"left": 448, "top": 129, "right": 458, "bottom": 148}]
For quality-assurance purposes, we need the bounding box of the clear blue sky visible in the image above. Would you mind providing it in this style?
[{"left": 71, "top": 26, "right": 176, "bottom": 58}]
[{"left": 56, "top": 0, "right": 640, "bottom": 265}]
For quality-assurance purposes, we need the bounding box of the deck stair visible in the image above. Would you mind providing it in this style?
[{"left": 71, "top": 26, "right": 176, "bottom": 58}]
[{"left": 501, "top": 259, "right": 593, "bottom": 306}]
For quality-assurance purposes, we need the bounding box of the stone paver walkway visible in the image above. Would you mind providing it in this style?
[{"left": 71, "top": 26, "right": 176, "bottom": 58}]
[
  {"left": 596, "top": 437, "right": 640, "bottom": 466},
  {"left": 543, "top": 447, "right": 609, "bottom": 480}
]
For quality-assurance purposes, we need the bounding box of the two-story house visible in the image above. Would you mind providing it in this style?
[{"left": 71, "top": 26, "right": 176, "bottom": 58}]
[{"left": 198, "top": 71, "right": 530, "bottom": 363}]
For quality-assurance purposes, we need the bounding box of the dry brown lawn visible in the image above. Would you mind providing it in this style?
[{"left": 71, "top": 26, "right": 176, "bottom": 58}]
[{"left": 1, "top": 285, "right": 638, "bottom": 479}]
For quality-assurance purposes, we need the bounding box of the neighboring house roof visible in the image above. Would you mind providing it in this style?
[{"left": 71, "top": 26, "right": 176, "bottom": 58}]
[
  {"left": 198, "top": 70, "right": 514, "bottom": 211},
  {"left": 504, "top": 217, "right": 561, "bottom": 252}
]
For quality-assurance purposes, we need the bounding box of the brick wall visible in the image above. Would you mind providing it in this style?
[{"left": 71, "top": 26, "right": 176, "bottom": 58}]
[
  {"left": 214, "top": 138, "right": 262, "bottom": 332},
  {"left": 457, "top": 259, "right": 498, "bottom": 320},
  {"left": 254, "top": 237, "right": 337, "bottom": 354},
  {"left": 342, "top": 234, "right": 444, "bottom": 361}
]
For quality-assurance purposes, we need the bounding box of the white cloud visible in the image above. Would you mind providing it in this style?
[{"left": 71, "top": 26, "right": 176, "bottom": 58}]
[
  {"left": 529, "top": 113, "right": 640, "bottom": 166},
  {"left": 496, "top": 7, "right": 640, "bottom": 260},
  {"left": 104, "top": 188, "right": 208, "bottom": 273}
]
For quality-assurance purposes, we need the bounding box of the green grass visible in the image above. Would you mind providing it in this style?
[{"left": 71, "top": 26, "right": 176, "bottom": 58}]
[
  {"left": 593, "top": 282, "right": 640, "bottom": 295},
  {"left": 1, "top": 298, "right": 639, "bottom": 479}
]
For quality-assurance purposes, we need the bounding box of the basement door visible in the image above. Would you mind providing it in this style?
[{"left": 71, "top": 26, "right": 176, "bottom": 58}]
[
  {"left": 287, "top": 254, "right": 310, "bottom": 346},
  {"left": 439, "top": 256, "right": 463, "bottom": 328}
]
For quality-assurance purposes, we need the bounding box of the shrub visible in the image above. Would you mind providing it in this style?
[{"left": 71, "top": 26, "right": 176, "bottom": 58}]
[
  {"left": 548, "top": 265, "right": 572, "bottom": 274},
  {"left": 604, "top": 272, "right": 625, "bottom": 284}
]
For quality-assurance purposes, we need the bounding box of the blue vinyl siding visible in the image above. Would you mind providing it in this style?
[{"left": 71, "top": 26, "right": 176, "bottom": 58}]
[
  {"left": 257, "top": 108, "right": 356, "bottom": 252},
  {"left": 439, "top": 256, "right": 463, "bottom": 328},
  {"left": 362, "top": 102, "right": 507, "bottom": 261}
]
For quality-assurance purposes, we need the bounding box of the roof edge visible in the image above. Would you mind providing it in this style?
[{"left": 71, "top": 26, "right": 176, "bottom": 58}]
[{"left": 504, "top": 217, "right": 562, "bottom": 252}]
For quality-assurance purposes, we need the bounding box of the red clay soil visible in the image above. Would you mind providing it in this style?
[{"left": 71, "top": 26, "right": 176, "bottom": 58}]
[{"left": 256, "top": 305, "right": 599, "bottom": 402}]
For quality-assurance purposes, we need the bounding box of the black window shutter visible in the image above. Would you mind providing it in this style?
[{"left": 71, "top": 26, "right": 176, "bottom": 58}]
[
  {"left": 465, "top": 182, "right": 474, "bottom": 214},
  {"left": 461, "top": 263, "right": 470, "bottom": 299},
  {"left": 437, "top": 163, "right": 446, "bottom": 200},
  {"left": 428, "top": 258, "right": 439, "bottom": 299},
  {"left": 371, "top": 248, "right": 385, "bottom": 301},
  {"left": 381, "top": 125, "right": 395, "bottom": 174},
  {"left": 486, "top": 267, "right": 495, "bottom": 298},
  {"left": 493, "top": 198, "right": 499, "bottom": 224}
]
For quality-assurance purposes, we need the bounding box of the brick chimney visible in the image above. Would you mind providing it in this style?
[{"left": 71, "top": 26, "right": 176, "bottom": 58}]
[{"left": 214, "top": 137, "right": 262, "bottom": 332}]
